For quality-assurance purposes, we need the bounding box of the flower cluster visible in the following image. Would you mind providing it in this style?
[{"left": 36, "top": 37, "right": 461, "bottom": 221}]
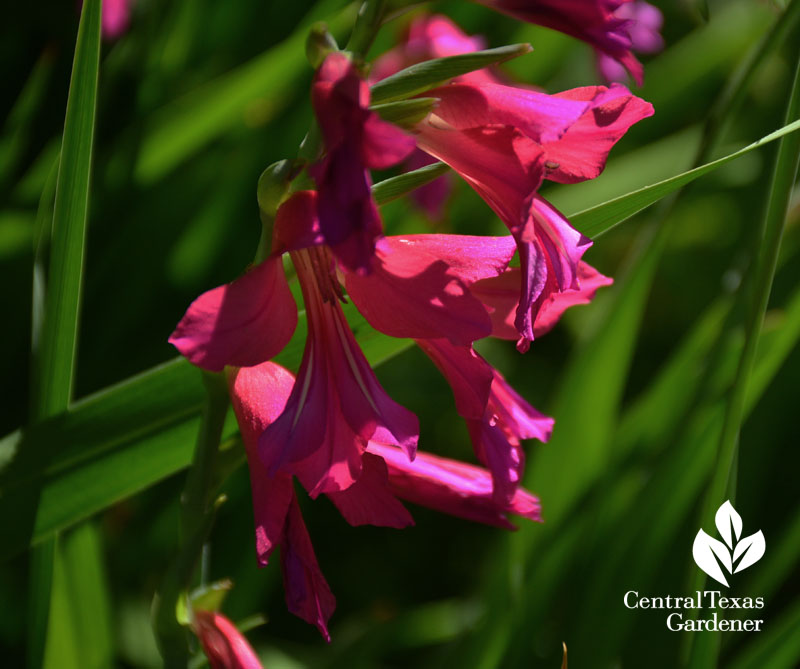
[{"left": 170, "top": 2, "right": 657, "bottom": 643}]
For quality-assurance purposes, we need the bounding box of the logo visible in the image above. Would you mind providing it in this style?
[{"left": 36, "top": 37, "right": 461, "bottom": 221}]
[{"left": 692, "top": 500, "right": 765, "bottom": 587}]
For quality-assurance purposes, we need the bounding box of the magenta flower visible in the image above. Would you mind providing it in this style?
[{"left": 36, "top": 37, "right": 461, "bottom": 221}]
[
  {"left": 258, "top": 244, "right": 419, "bottom": 498},
  {"left": 414, "top": 80, "right": 652, "bottom": 349},
  {"left": 310, "top": 52, "right": 415, "bottom": 273},
  {"left": 228, "top": 362, "right": 336, "bottom": 639},
  {"left": 192, "top": 610, "right": 263, "bottom": 669},
  {"left": 371, "top": 14, "right": 497, "bottom": 86},
  {"left": 102, "top": 0, "right": 131, "bottom": 39},
  {"left": 476, "top": 0, "right": 663, "bottom": 85},
  {"left": 598, "top": 2, "right": 665, "bottom": 83}
]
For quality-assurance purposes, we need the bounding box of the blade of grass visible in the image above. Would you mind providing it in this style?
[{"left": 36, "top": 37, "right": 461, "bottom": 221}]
[
  {"left": 686, "top": 50, "right": 800, "bottom": 669},
  {"left": 569, "top": 118, "right": 800, "bottom": 239},
  {"left": 26, "top": 1, "right": 102, "bottom": 667},
  {"left": 369, "top": 44, "right": 532, "bottom": 104}
]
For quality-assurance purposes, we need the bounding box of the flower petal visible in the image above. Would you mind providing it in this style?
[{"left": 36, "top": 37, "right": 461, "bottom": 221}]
[
  {"left": 193, "top": 611, "right": 264, "bottom": 669},
  {"left": 326, "top": 453, "right": 414, "bottom": 528},
  {"left": 369, "top": 443, "right": 542, "bottom": 529},
  {"left": 345, "top": 234, "right": 515, "bottom": 344},
  {"left": 543, "top": 84, "right": 654, "bottom": 183},
  {"left": 281, "top": 496, "right": 337, "bottom": 641},
  {"left": 169, "top": 257, "right": 297, "bottom": 372}
]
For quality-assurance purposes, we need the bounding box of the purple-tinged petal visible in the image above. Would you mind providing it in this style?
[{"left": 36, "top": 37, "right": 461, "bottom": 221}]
[
  {"left": 169, "top": 256, "right": 297, "bottom": 372},
  {"left": 326, "top": 453, "right": 414, "bottom": 528},
  {"left": 489, "top": 369, "right": 554, "bottom": 443},
  {"left": 369, "top": 443, "right": 542, "bottom": 528},
  {"left": 273, "top": 190, "right": 324, "bottom": 254},
  {"left": 473, "top": 261, "right": 613, "bottom": 340},
  {"left": 345, "top": 234, "right": 515, "bottom": 345},
  {"left": 281, "top": 496, "right": 337, "bottom": 641}
]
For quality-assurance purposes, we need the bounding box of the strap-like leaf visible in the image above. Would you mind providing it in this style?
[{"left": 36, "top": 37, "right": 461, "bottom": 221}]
[
  {"left": 373, "top": 162, "right": 450, "bottom": 205},
  {"left": 370, "top": 44, "right": 532, "bottom": 104},
  {"left": 570, "top": 119, "right": 800, "bottom": 238},
  {"left": 370, "top": 97, "right": 437, "bottom": 129}
]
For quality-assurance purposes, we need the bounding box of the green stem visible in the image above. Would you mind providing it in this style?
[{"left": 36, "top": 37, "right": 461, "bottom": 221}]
[
  {"left": 346, "top": 0, "right": 387, "bottom": 59},
  {"left": 153, "top": 371, "right": 230, "bottom": 667},
  {"left": 686, "top": 45, "right": 800, "bottom": 669}
]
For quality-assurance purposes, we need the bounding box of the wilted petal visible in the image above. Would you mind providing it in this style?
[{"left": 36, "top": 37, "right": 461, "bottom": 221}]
[
  {"left": 369, "top": 443, "right": 542, "bottom": 529},
  {"left": 326, "top": 453, "right": 414, "bottom": 528},
  {"left": 281, "top": 496, "right": 337, "bottom": 641},
  {"left": 346, "top": 234, "right": 516, "bottom": 345},
  {"left": 169, "top": 257, "right": 297, "bottom": 372},
  {"left": 193, "top": 611, "right": 264, "bottom": 669}
]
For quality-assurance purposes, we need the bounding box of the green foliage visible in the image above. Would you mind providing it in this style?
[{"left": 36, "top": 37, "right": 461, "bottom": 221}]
[{"left": 2, "top": 0, "right": 799, "bottom": 667}]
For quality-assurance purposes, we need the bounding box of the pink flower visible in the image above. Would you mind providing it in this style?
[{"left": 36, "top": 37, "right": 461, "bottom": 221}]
[
  {"left": 598, "top": 2, "right": 665, "bottom": 83},
  {"left": 371, "top": 14, "right": 497, "bottom": 85},
  {"left": 310, "top": 53, "right": 415, "bottom": 273},
  {"left": 258, "top": 244, "right": 419, "bottom": 498},
  {"left": 477, "top": 0, "right": 663, "bottom": 85},
  {"left": 228, "top": 362, "right": 336, "bottom": 639},
  {"left": 102, "top": 0, "right": 131, "bottom": 39},
  {"left": 192, "top": 610, "right": 263, "bottom": 669},
  {"left": 414, "top": 81, "right": 651, "bottom": 350}
]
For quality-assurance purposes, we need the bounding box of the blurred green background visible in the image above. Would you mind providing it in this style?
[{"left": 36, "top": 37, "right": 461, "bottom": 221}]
[{"left": 1, "top": 0, "right": 799, "bottom": 667}]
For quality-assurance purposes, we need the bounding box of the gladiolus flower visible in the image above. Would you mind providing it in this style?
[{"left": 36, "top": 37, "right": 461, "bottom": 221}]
[
  {"left": 476, "top": 0, "right": 664, "bottom": 85},
  {"left": 258, "top": 244, "right": 419, "bottom": 498},
  {"left": 310, "top": 52, "right": 415, "bottom": 273},
  {"left": 192, "top": 610, "right": 263, "bottom": 669},
  {"left": 414, "top": 80, "right": 651, "bottom": 350},
  {"left": 598, "top": 2, "right": 665, "bottom": 83},
  {"left": 228, "top": 362, "right": 336, "bottom": 640}
]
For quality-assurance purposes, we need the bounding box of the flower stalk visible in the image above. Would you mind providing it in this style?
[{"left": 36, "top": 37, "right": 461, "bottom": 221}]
[{"left": 153, "top": 371, "right": 230, "bottom": 667}]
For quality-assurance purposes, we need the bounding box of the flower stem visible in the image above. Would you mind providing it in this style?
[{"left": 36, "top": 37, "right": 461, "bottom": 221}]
[
  {"left": 153, "top": 371, "right": 230, "bottom": 667},
  {"left": 346, "top": 0, "right": 387, "bottom": 59}
]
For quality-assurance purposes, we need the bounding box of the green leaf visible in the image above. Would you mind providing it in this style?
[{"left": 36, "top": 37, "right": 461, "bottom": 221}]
[
  {"left": 372, "top": 162, "right": 450, "bottom": 205},
  {"left": 370, "top": 97, "right": 437, "bottom": 129},
  {"left": 33, "top": 0, "right": 101, "bottom": 419},
  {"left": 0, "top": 305, "right": 413, "bottom": 557},
  {"left": 569, "top": 119, "right": 800, "bottom": 239},
  {"left": 369, "top": 44, "right": 532, "bottom": 104}
]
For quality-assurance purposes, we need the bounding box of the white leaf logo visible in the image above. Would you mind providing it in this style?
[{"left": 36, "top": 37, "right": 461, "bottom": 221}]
[{"left": 692, "top": 500, "right": 765, "bottom": 587}]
